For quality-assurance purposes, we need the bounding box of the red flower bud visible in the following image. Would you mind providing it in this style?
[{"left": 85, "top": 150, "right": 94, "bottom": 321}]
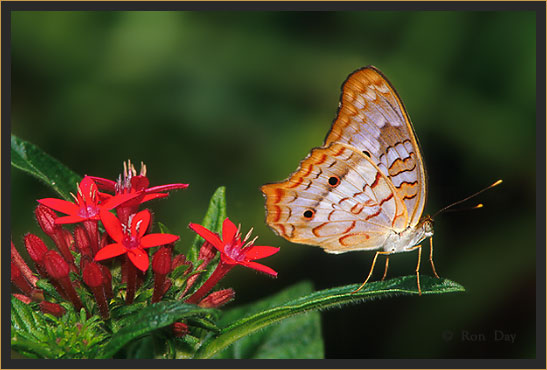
[
  {"left": 83, "top": 262, "right": 104, "bottom": 288},
  {"left": 11, "top": 261, "right": 33, "bottom": 295},
  {"left": 172, "top": 322, "right": 189, "bottom": 338},
  {"left": 24, "top": 233, "right": 48, "bottom": 263},
  {"left": 198, "top": 288, "right": 235, "bottom": 308},
  {"left": 152, "top": 247, "right": 172, "bottom": 275},
  {"left": 74, "top": 226, "right": 92, "bottom": 257},
  {"left": 198, "top": 241, "right": 217, "bottom": 266},
  {"left": 12, "top": 240, "right": 38, "bottom": 286},
  {"left": 83, "top": 262, "right": 109, "bottom": 319},
  {"left": 35, "top": 204, "right": 59, "bottom": 237},
  {"left": 43, "top": 250, "right": 69, "bottom": 279},
  {"left": 40, "top": 301, "right": 66, "bottom": 317}
]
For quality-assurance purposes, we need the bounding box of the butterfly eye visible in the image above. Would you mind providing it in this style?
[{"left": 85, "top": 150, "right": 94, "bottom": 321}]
[
  {"left": 303, "top": 209, "right": 315, "bottom": 219},
  {"left": 362, "top": 150, "right": 371, "bottom": 158},
  {"left": 328, "top": 176, "right": 340, "bottom": 187}
]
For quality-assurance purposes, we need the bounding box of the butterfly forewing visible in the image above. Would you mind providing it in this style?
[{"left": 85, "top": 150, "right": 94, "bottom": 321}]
[
  {"left": 261, "top": 143, "right": 408, "bottom": 253},
  {"left": 325, "top": 67, "right": 427, "bottom": 226}
]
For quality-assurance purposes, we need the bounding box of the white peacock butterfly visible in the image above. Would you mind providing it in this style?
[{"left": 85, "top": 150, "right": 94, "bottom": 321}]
[{"left": 261, "top": 66, "right": 501, "bottom": 295}]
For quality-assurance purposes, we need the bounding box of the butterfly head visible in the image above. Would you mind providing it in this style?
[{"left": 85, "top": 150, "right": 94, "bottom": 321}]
[{"left": 420, "top": 215, "right": 434, "bottom": 238}]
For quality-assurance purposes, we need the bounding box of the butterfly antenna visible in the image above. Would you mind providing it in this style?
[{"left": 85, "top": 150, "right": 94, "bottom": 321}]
[{"left": 432, "top": 179, "right": 502, "bottom": 219}]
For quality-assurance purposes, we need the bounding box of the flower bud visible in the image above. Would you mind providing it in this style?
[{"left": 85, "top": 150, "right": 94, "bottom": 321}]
[
  {"left": 198, "top": 241, "right": 217, "bottom": 265},
  {"left": 83, "top": 262, "right": 104, "bottom": 288},
  {"left": 152, "top": 247, "right": 172, "bottom": 275},
  {"left": 43, "top": 250, "right": 69, "bottom": 279},
  {"left": 40, "top": 301, "right": 66, "bottom": 317},
  {"left": 35, "top": 204, "right": 59, "bottom": 237},
  {"left": 198, "top": 288, "right": 235, "bottom": 308},
  {"left": 12, "top": 240, "right": 38, "bottom": 286},
  {"left": 11, "top": 261, "right": 33, "bottom": 295},
  {"left": 74, "top": 226, "right": 92, "bottom": 257},
  {"left": 172, "top": 322, "right": 189, "bottom": 338},
  {"left": 24, "top": 233, "right": 48, "bottom": 263}
]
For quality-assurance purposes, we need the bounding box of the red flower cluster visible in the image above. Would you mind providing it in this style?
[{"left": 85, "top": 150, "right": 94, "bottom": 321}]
[{"left": 11, "top": 161, "right": 280, "bottom": 334}]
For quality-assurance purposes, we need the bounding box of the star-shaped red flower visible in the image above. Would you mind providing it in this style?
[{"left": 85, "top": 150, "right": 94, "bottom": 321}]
[
  {"left": 38, "top": 176, "right": 138, "bottom": 225},
  {"left": 189, "top": 218, "right": 279, "bottom": 276},
  {"left": 95, "top": 209, "right": 179, "bottom": 271}
]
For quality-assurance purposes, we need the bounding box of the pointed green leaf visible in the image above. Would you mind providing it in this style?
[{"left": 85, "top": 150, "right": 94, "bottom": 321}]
[
  {"left": 11, "top": 134, "right": 82, "bottom": 200},
  {"left": 99, "top": 301, "right": 216, "bottom": 359},
  {"left": 194, "top": 276, "right": 464, "bottom": 359}
]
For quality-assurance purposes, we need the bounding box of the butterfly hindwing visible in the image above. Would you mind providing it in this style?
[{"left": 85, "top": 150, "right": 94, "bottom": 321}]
[{"left": 261, "top": 143, "right": 408, "bottom": 253}]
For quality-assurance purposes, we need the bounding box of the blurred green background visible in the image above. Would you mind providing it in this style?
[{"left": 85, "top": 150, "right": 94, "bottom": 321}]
[{"left": 11, "top": 11, "right": 536, "bottom": 359}]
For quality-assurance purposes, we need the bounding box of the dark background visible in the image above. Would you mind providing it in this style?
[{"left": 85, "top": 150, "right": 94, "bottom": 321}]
[{"left": 10, "top": 10, "right": 537, "bottom": 358}]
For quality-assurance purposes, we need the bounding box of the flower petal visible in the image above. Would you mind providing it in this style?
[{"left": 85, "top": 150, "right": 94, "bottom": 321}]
[
  {"left": 222, "top": 218, "right": 238, "bottom": 243},
  {"left": 243, "top": 246, "right": 280, "bottom": 260},
  {"left": 240, "top": 261, "right": 278, "bottom": 277},
  {"left": 146, "top": 183, "right": 189, "bottom": 192},
  {"left": 101, "top": 192, "right": 142, "bottom": 210},
  {"left": 127, "top": 248, "right": 149, "bottom": 272},
  {"left": 141, "top": 233, "right": 179, "bottom": 248},
  {"left": 141, "top": 193, "right": 169, "bottom": 203},
  {"left": 94, "top": 243, "right": 127, "bottom": 261},
  {"left": 99, "top": 210, "right": 124, "bottom": 242},
  {"left": 87, "top": 176, "right": 117, "bottom": 192},
  {"left": 132, "top": 210, "right": 151, "bottom": 237},
  {"left": 79, "top": 176, "right": 99, "bottom": 196},
  {"left": 189, "top": 223, "right": 224, "bottom": 251},
  {"left": 55, "top": 215, "right": 86, "bottom": 224},
  {"left": 38, "top": 198, "right": 80, "bottom": 215}
]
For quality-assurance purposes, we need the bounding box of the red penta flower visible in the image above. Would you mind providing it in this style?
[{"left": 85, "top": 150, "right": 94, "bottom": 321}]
[
  {"left": 185, "top": 218, "right": 279, "bottom": 305},
  {"left": 95, "top": 209, "right": 179, "bottom": 272},
  {"left": 189, "top": 218, "right": 279, "bottom": 276},
  {"left": 38, "top": 176, "right": 137, "bottom": 225}
]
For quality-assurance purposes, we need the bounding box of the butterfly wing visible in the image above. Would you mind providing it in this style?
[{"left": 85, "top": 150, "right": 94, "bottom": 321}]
[
  {"left": 325, "top": 66, "right": 427, "bottom": 227},
  {"left": 261, "top": 143, "right": 408, "bottom": 254}
]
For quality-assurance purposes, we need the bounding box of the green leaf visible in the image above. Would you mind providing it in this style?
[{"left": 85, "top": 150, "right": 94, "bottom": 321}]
[
  {"left": 99, "top": 301, "right": 216, "bottom": 359},
  {"left": 213, "top": 281, "right": 324, "bottom": 359},
  {"left": 11, "top": 297, "right": 39, "bottom": 334},
  {"left": 11, "top": 134, "right": 82, "bottom": 200},
  {"left": 194, "top": 275, "right": 464, "bottom": 359},
  {"left": 186, "top": 186, "right": 226, "bottom": 263},
  {"left": 11, "top": 297, "right": 108, "bottom": 359}
]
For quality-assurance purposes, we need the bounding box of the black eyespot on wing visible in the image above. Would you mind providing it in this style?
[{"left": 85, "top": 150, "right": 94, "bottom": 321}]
[
  {"left": 328, "top": 176, "right": 340, "bottom": 187},
  {"left": 362, "top": 150, "right": 371, "bottom": 158},
  {"left": 303, "top": 209, "right": 315, "bottom": 219}
]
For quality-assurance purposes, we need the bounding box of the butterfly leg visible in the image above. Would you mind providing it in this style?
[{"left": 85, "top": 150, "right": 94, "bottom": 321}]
[
  {"left": 429, "top": 237, "right": 440, "bottom": 279},
  {"left": 352, "top": 251, "right": 391, "bottom": 294},
  {"left": 407, "top": 244, "right": 423, "bottom": 295},
  {"left": 381, "top": 256, "right": 390, "bottom": 281},
  {"left": 415, "top": 245, "right": 422, "bottom": 296}
]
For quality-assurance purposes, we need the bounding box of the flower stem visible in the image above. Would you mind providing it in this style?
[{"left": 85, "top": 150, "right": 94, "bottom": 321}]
[
  {"left": 126, "top": 259, "right": 136, "bottom": 304},
  {"left": 185, "top": 262, "right": 232, "bottom": 304}
]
